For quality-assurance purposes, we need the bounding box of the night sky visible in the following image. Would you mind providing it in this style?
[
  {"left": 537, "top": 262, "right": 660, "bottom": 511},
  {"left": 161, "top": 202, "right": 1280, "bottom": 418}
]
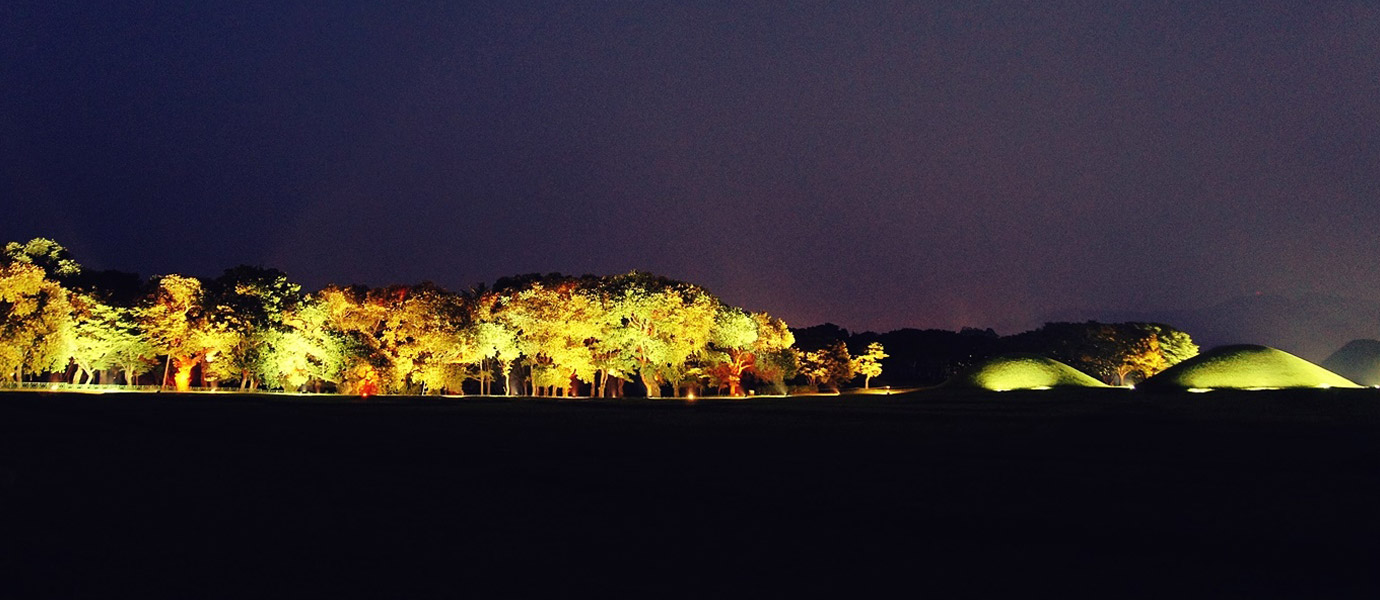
[{"left": 4, "top": 1, "right": 1378, "bottom": 345}]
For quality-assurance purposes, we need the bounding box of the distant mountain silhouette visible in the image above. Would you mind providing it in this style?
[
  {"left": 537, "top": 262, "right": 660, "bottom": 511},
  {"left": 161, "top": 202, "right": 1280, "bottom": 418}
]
[
  {"left": 1321, "top": 340, "right": 1380, "bottom": 387},
  {"left": 1046, "top": 294, "right": 1380, "bottom": 362}
]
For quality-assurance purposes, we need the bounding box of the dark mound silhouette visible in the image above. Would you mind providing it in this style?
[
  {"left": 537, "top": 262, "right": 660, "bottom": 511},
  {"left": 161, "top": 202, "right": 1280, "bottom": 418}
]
[
  {"left": 1140, "top": 344, "right": 1361, "bottom": 391},
  {"left": 945, "top": 353, "right": 1107, "bottom": 391},
  {"left": 1321, "top": 339, "right": 1380, "bottom": 387}
]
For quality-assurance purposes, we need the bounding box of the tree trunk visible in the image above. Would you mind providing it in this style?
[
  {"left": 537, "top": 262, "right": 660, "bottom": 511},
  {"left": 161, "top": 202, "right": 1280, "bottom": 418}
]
[
  {"left": 641, "top": 370, "right": 660, "bottom": 398},
  {"left": 161, "top": 355, "right": 172, "bottom": 391}
]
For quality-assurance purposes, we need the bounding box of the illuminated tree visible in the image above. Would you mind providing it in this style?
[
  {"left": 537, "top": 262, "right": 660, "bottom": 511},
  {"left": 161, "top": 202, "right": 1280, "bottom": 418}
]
[
  {"left": 702, "top": 309, "right": 795, "bottom": 396},
  {"left": 0, "top": 263, "right": 75, "bottom": 382},
  {"left": 494, "top": 280, "right": 602, "bottom": 396},
  {"left": 108, "top": 332, "right": 158, "bottom": 385},
  {"left": 68, "top": 292, "right": 142, "bottom": 384},
  {"left": 206, "top": 266, "right": 303, "bottom": 389},
  {"left": 257, "top": 300, "right": 348, "bottom": 391},
  {"left": 138, "top": 275, "right": 237, "bottom": 391},
  {"left": 317, "top": 285, "right": 391, "bottom": 394},
  {"left": 1153, "top": 325, "right": 1199, "bottom": 367},
  {"left": 1004, "top": 321, "right": 1199, "bottom": 385},
  {"left": 473, "top": 319, "right": 519, "bottom": 395},
  {"left": 318, "top": 283, "right": 478, "bottom": 395},
  {"left": 852, "top": 342, "right": 887, "bottom": 388},
  {"left": 747, "top": 312, "right": 796, "bottom": 394},
  {"left": 817, "top": 340, "right": 856, "bottom": 391},
  {"left": 597, "top": 272, "right": 719, "bottom": 398},
  {"left": 795, "top": 348, "right": 827, "bottom": 388},
  {"left": 704, "top": 308, "right": 757, "bottom": 396},
  {"left": 1105, "top": 324, "right": 1199, "bottom": 386},
  {"left": 3, "top": 238, "right": 81, "bottom": 281}
]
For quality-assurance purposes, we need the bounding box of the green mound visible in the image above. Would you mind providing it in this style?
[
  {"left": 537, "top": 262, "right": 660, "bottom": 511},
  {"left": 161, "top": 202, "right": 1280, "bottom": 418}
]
[
  {"left": 1321, "top": 339, "right": 1380, "bottom": 387},
  {"left": 945, "top": 354, "right": 1108, "bottom": 391},
  {"left": 1139, "top": 344, "right": 1361, "bottom": 391}
]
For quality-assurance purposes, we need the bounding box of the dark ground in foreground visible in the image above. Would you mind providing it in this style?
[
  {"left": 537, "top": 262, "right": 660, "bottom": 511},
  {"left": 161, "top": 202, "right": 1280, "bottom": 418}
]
[{"left": 3, "top": 389, "right": 1380, "bottom": 598}]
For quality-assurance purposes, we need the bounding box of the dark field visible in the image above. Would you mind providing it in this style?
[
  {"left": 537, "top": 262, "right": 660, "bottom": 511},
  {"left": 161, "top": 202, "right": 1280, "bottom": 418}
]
[{"left": 4, "top": 390, "right": 1380, "bottom": 598}]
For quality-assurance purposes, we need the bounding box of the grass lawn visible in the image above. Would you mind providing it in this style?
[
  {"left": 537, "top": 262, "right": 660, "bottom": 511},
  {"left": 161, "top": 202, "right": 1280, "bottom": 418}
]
[{"left": 3, "top": 389, "right": 1379, "bottom": 598}]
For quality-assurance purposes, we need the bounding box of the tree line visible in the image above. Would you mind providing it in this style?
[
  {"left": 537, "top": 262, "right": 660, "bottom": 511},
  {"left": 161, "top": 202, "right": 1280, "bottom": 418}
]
[
  {"left": 1, "top": 237, "right": 1196, "bottom": 395},
  {"left": 1, "top": 238, "right": 891, "bottom": 396}
]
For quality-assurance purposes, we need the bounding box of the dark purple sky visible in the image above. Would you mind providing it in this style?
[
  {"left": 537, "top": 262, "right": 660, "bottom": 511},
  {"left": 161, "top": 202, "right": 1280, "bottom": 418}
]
[{"left": 4, "top": 1, "right": 1378, "bottom": 336}]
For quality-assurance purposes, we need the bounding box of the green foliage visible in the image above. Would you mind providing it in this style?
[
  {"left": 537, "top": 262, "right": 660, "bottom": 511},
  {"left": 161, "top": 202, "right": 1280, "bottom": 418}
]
[
  {"left": 3, "top": 238, "right": 81, "bottom": 280},
  {"left": 852, "top": 342, "right": 887, "bottom": 388},
  {"left": 318, "top": 283, "right": 477, "bottom": 394},
  {"left": 796, "top": 340, "right": 855, "bottom": 391},
  {"left": 138, "top": 275, "right": 204, "bottom": 356},
  {"left": 701, "top": 309, "right": 796, "bottom": 396},
  {"left": 68, "top": 292, "right": 150, "bottom": 383},
  {"left": 710, "top": 308, "right": 758, "bottom": 350},
  {"left": 0, "top": 262, "right": 75, "bottom": 380},
  {"left": 595, "top": 273, "right": 720, "bottom": 397},
  {"left": 494, "top": 280, "right": 603, "bottom": 395},
  {"left": 819, "top": 340, "right": 855, "bottom": 391},
  {"left": 1152, "top": 325, "right": 1199, "bottom": 367}
]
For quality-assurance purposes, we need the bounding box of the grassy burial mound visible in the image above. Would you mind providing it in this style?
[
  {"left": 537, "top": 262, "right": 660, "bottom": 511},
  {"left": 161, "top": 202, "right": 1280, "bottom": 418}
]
[
  {"left": 1321, "top": 339, "right": 1380, "bottom": 387},
  {"left": 1139, "top": 344, "right": 1361, "bottom": 391},
  {"left": 945, "top": 354, "right": 1108, "bottom": 391}
]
